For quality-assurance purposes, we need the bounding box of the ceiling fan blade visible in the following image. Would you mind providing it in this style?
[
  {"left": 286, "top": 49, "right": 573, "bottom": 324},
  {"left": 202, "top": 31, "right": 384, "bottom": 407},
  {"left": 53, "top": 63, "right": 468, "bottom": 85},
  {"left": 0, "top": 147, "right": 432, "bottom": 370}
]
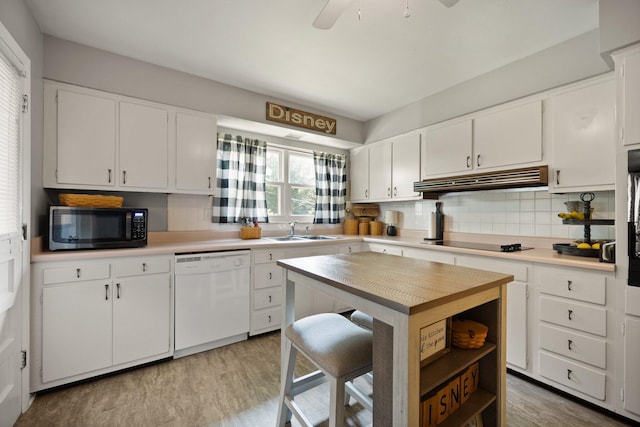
[
  {"left": 438, "top": 0, "right": 460, "bottom": 7},
  {"left": 313, "top": 0, "right": 353, "bottom": 30}
]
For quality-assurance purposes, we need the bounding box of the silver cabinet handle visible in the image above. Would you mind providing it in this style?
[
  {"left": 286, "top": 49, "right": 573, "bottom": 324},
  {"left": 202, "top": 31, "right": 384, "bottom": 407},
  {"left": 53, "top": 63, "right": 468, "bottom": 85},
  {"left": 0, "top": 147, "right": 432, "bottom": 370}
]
[
  {"left": 269, "top": 272, "right": 272, "bottom": 280},
  {"left": 108, "top": 169, "right": 112, "bottom": 183},
  {"left": 116, "top": 283, "right": 121, "bottom": 299},
  {"left": 567, "top": 280, "right": 572, "bottom": 291},
  {"left": 476, "top": 154, "right": 481, "bottom": 167},
  {"left": 105, "top": 284, "right": 109, "bottom": 300},
  {"left": 393, "top": 187, "right": 397, "bottom": 197},
  {"left": 556, "top": 170, "right": 560, "bottom": 185},
  {"left": 268, "top": 295, "right": 272, "bottom": 303},
  {"left": 387, "top": 187, "right": 391, "bottom": 197},
  {"left": 208, "top": 177, "right": 211, "bottom": 188},
  {"left": 76, "top": 268, "right": 81, "bottom": 278},
  {"left": 568, "top": 309, "right": 573, "bottom": 320},
  {"left": 365, "top": 189, "right": 368, "bottom": 199},
  {"left": 466, "top": 156, "right": 471, "bottom": 168},
  {"left": 142, "top": 262, "right": 147, "bottom": 272},
  {"left": 348, "top": 247, "right": 352, "bottom": 253},
  {"left": 268, "top": 315, "right": 272, "bottom": 323},
  {"left": 567, "top": 369, "right": 572, "bottom": 380},
  {"left": 269, "top": 253, "right": 272, "bottom": 261},
  {"left": 568, "top": 339, "right": 573, "bottom": 350},
  {"left": 123, "top": 170, "right": 127, "bottom": 184}
]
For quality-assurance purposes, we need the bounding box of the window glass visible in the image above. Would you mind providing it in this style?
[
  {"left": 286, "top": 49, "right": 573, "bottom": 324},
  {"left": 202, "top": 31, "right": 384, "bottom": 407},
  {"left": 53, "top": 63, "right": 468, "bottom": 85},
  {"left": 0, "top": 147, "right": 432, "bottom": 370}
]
[
  {"left": 289, "top": 153, "right": 315, "bottom": 185},
  {"left": 291, "top": 187, "right": 315, "bottom": 216},
  {"left": 266, "top": 184, "right": 281, "bottom": 216},
  {"left": 266, "top": 150, "right": 281, "bottom": 182}
]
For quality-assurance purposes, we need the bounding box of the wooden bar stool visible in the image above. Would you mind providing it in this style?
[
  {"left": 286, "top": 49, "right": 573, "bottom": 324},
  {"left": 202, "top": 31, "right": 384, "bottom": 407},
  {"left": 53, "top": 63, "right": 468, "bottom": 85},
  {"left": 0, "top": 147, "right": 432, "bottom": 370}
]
[{"left": 276, "top": 313, "right": 373, "bottom": 427}]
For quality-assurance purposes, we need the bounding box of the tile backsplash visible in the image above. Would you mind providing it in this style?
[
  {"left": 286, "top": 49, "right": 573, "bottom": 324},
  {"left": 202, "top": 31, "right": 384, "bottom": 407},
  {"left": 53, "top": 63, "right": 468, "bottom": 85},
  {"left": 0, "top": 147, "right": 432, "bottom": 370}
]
[
  {"left": 379, "top": 189, "right": 615, "bottom": 241},
  {"left": 168, "top": 189, "right": 615, "bottom": 241}
]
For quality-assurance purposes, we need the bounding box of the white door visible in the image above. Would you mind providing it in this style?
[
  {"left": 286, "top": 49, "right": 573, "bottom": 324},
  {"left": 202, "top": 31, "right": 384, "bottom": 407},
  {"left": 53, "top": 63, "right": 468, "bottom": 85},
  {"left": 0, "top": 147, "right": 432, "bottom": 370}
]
[
  {"left": 349, "top": 145, "right": 369, "bottom": 201},
  {"left": 422, "top": 120, "right": 472, "bottom": 176},
  {"left": 0, "top": 22, "right": 30, "bottom": 426}
]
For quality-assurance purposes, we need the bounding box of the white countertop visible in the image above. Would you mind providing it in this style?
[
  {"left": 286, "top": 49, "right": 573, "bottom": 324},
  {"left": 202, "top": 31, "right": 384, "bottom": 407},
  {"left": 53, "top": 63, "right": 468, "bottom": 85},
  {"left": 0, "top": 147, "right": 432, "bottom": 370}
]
[{"left": 30, "top": 231, "right": 615, "bottom": 272}]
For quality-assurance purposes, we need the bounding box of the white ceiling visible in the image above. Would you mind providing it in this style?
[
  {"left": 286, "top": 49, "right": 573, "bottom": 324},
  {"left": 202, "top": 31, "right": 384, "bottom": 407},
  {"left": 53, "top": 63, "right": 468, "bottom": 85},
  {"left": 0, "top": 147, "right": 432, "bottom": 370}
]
[{"left": 26, "top": 0, "right": 599, "bottom": 122}]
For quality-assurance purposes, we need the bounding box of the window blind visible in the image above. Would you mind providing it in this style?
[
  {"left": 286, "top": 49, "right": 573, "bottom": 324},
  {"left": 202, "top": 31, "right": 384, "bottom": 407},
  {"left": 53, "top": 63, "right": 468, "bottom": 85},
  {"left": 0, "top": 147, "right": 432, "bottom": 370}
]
[{"left": 0, "top": 45, "right": 22, "bottom": 238}]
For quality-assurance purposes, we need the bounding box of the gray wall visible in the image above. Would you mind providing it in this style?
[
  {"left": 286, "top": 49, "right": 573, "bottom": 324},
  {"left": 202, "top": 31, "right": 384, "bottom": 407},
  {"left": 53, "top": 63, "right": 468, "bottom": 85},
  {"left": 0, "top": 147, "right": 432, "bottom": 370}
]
[
  {"left": 364, "top": 30, "right": 610, "bottom": 143},
  {"left": 599, "top": 0, "right": 640, "bottom": 63},
  {"left": 0, "top": 0, "right": 44, "bottom": 237}
]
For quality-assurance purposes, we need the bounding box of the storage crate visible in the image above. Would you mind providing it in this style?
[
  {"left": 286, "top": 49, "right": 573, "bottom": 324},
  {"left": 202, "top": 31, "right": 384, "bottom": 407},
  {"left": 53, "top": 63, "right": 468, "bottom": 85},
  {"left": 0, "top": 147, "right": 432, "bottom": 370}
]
[
  {"left": 240, "top": 227, "right": 262, "bottom": 239},
  {"left": 59, "top": 193, "right": 123, "bottom": 208}
]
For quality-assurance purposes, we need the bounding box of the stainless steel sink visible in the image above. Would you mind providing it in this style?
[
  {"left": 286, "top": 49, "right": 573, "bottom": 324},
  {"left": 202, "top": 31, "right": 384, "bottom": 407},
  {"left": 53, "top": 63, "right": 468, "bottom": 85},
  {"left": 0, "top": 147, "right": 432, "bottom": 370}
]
[
  {"left": 301, "top": 235, "right": 338, "bottom": 240},
  {"left": 266, "top": 236, "right": 306, "bottom": 241}
]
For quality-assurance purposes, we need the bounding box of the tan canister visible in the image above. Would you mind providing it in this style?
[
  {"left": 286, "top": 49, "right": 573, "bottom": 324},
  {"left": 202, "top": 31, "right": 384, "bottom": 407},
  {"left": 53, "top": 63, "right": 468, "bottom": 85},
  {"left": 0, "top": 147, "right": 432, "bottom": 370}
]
[
  {"left": 358, "top": 222, "right": 369, "bottom": 235},
  {"left": 369, "top": 220, "right": 383, "bottom": 235},
  {"left": 344, "top": 219, "right": 359, "bottom": 235}
]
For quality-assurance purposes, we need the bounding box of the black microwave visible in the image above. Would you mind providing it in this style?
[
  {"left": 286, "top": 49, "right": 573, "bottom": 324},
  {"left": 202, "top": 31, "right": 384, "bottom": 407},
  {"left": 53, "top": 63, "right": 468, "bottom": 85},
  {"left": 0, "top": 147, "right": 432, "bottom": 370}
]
[{"left": 49, "top": 206, "right": 148, "bottom": 251}]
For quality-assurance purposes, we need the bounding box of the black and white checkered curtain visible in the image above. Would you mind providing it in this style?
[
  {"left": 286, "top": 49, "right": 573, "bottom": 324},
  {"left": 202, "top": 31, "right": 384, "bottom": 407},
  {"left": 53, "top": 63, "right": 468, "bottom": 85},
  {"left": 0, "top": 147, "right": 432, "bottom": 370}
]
[
  {"left": 313, "top": 151, "right": 347, "bottom": 224},
  {"left": 212, "top": 134, "right": 269, "bottom": 223}
]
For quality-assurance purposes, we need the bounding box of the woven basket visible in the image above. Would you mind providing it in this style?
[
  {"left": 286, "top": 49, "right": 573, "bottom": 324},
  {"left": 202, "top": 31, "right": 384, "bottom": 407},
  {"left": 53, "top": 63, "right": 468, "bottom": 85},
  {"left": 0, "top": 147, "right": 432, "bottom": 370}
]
[
  {"left": 451, "top": 319, "right": 488, "bottom": 349},
  {"left": 59, "top": 193, "right": 123, "bottom": 208},
  {"left": 240, "top": 227, "right": 262, "bottom": 239}
]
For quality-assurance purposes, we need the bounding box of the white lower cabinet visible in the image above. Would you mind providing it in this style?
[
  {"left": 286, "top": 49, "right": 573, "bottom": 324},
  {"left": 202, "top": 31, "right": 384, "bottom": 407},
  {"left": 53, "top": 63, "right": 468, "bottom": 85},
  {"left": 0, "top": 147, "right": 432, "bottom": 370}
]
[
  {"left": 535, "top": 265, "right": 611, "bottom": 405},
  {"left": 32, "top": 255, "right": 173, "bottom": 391},
  {"left": 624, "top": 315, "right": 640, "bottom": 415},
  {"left": 365, "top": 243, "right": 403, "bottom": 256},
  {"left": 250, "top": 249, "right": 287, "bottom": 335}
]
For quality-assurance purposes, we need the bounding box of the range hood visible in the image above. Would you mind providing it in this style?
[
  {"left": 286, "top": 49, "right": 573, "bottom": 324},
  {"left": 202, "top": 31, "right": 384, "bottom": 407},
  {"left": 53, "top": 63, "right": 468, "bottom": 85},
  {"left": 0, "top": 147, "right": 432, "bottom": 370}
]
[{"left": 413, "top": 165, "right": 548, "bottom": 195}]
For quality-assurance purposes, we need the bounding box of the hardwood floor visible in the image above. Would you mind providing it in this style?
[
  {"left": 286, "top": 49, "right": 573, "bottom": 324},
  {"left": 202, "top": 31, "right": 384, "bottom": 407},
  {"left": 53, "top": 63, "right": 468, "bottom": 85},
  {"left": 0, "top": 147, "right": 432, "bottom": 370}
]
[{"left": 16, "top": 331, "right": 634, "bottom": 427}]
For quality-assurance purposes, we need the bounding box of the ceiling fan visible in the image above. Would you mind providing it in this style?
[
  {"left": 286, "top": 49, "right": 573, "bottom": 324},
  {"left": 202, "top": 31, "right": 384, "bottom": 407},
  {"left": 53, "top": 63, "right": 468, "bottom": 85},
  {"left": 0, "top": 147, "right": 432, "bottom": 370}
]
[{"left": 313, "top": 0, "right": 461, "bottom": 30}]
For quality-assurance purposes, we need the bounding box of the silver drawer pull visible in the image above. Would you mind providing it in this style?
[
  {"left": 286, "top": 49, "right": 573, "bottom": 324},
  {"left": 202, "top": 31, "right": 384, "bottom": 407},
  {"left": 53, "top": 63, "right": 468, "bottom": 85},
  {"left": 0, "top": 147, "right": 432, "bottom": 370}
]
[
  {"left": 105, "top": 284, "right": 109, "bottom": 300},
  {"left": 568, "top": 339, "right": 573, "bottom": 350},
  {"left": 268, "top": 295, "right": 272, "bottom": 303},
  {"left": 142, "top": 262, "right": 147, "bottom": 272},
  {"left": 268, "top": 315, "right": 272, "bottom": 323},
  {"left": 568, "top": 309, "right": 573, "bottom": 320},
  {"left": 76, "top": 268, "right": 81, "bottom": 278},
  {"left": 116, "top": 283, "right": 121, "bottom": 299},
  {"left": 567, "top": 280, "right": 572, "bottom": 291},
  {"left": 269, "top": 272, "right": 272, "bottom": 280},
  {"left": 567, "top": 369, "right": 572, "bottom": 380},
  {"left": 269, "top": 253, "right": 273, "bottom": 261}
]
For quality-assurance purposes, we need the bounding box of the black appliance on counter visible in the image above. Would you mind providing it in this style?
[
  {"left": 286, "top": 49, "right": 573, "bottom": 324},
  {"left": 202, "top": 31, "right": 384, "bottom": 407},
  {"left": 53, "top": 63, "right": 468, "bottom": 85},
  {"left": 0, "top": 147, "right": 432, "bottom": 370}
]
[
  {"left": 422, "top": 240, "right": 533, "bottom": 253},
  {"left": 629, "top": 149, "right": 640, "bottom": 286},
  {"left": 49, "top": 206, "right": 147, "bottom": 251}
]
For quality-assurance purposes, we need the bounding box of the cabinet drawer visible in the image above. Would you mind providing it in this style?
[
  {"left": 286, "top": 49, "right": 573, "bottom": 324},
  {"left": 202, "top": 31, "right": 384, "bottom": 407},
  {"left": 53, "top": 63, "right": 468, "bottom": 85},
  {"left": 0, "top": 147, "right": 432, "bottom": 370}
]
[
  {"left": 254, "top": 288, "right": 282, "bottom": 310},
  {"left": 43, "top": 263, "right": 110, "bottom": 285},
  {"left": 253, "top": 249, "right": 287, "bottom": 264},
  {"left": 367, "top": 244, "right": 403, "bottom": 256},
  {"left": 539, "top": 324, "right": 606, "bottom": 369},
  {"left": 455, "top": 255, "right": 528, "bottom": 282},
  {"left": 253, "top": 264, "right": 284, "bottom": 289},
  {"left": 539, "top": 296, "right": 606, "bottom": 337},
  {"left": 114, "top": 257, "right": 171, "bottom": 277},
  {"left": 538, "top": 267, "right": 606, "bottom": 304},
  {"left": 539, "top": 351, "right": 606, "bottom": 400},
  {"left": 251, "top": 307, "right": 281, "bottom": 332}
]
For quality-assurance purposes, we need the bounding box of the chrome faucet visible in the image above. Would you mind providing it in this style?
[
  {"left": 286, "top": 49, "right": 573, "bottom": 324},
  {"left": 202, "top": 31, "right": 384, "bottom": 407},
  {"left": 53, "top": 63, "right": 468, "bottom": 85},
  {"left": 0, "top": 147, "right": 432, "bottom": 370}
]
[{"left": 289, "top": 221, "right": 297, "bottom": 237}]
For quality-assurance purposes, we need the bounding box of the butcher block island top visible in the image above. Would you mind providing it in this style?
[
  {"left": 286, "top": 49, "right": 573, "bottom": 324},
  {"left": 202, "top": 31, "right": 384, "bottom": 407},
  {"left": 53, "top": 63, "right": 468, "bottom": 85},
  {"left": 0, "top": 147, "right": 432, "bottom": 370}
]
[
  {"left": 277, "top": 251, "right": 513, "bottom": 427},
  {"left": 277, "top": 251, "right": 513, "bottom": 316}
]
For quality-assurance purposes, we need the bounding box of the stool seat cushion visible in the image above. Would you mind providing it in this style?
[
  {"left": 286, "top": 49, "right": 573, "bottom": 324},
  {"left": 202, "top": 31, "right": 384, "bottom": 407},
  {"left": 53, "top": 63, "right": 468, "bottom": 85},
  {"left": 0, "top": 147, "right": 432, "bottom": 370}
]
[
  {"left": 350, "top": 310, "right": 373, "bottom": 330},
  {"left": 286, "top": 313, "right": 372, "bottom": 378}
]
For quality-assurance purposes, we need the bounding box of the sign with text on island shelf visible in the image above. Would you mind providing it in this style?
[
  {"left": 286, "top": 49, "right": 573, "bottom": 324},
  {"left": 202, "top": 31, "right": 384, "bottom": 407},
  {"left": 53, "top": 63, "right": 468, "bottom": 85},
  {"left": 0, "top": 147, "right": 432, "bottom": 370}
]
[
  {"left": 420, "top": 318, "right": 450, "bottom": 366},
  {"left": 266, "top": 102, "right": 337, "bottom": 135}
]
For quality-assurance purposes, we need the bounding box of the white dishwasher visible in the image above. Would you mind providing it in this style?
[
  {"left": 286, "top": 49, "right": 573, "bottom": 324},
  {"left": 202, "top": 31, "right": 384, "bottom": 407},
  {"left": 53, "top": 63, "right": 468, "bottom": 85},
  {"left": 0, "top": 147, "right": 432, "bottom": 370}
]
[{"left": 174, "top": 250, "right": 250, "bottom": 358}]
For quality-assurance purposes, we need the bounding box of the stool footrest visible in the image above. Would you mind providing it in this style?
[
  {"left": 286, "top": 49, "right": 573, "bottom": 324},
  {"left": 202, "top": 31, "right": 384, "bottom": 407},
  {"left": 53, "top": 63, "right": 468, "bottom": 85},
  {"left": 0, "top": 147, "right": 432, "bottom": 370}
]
[
  {"left": 285, "top": 395, "right": 314, "bottom": 427},
  {"left": 346, "top": 380, "right": 373, "bottom": 412},
  {"left": 291, "top": 370, "right": 327, "bottom": 396}
]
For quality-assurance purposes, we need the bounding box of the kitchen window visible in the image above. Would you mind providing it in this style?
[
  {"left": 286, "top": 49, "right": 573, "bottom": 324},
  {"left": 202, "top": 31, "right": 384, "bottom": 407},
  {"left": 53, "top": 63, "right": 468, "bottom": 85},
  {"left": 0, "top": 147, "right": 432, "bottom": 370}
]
[{"left": 266, "top": 146, "right": 315, "bottom": 223}]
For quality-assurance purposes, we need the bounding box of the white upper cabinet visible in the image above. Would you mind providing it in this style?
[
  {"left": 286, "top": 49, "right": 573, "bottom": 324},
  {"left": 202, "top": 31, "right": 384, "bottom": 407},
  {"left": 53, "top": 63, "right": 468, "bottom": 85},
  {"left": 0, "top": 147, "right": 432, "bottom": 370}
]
[
  {"left": 119, "top": 101, "right": 168, "bottom": 189},
  {"left": 392, "top": 132, "right": 421, "bottom": 199},
  {"left": 43, "top": 80, "right": 217, "bottom": 195},
  {"left": 350, "top": 131, "right": 421, "bottom": 203},
  {"left": 548, "top": 75, "right": 615, "bottom": 192},
  {"left": 422, "top": 119, "right": 472, "bottom": 177},
  {"left": 613, "top": 44, "right": 640, "bottom": 146},
  {"left": 473, "top": 100, "right": 543, "bottom": 170},
  {"left": 368, "top": 141, "right": 392, "bottom": 200},
  {"left": 175, "top": 112, "right": 216, "bottom": 193},
  {"left": 349, "top": 145, "right": 369, "bottom": 201},
  {"left": 56, "top": 89, "right": 116, "bottom": 187}
]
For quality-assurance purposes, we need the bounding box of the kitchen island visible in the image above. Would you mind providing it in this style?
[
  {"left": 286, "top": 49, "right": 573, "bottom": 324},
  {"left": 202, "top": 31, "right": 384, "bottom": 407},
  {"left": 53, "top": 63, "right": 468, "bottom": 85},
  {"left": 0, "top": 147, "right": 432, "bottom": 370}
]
[{"left": 277, "top": 251, "right": 514, "bottom": 427}]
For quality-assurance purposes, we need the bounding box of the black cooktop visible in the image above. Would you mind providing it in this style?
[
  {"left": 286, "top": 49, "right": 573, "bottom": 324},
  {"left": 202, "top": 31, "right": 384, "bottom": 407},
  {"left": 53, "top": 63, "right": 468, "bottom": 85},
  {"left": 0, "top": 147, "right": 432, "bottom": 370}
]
[{"left": 422, "top": 240, "right": 533, "bottom": 253}]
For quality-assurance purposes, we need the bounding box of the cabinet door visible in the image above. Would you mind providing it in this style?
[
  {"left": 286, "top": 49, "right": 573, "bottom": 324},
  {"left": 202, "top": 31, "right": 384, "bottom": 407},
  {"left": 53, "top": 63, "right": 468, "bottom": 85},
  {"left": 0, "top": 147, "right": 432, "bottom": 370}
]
[
  {"left": 392, "top": 132, "right": 421, "bottom": 199},
  {"left": 621, "top": 49, "right": 640, "bottom": 146},
  {"left": 119, "top": 101, "right": 168, "bottom": 189},
  {"left": 112, "top": 274, "right": 171, "bottom": 365},
  {"left": 550, "top": 78, "right": 615, "bottom": 191},
  {"left": 350, "top": 145, "right": 369, "bottom": 201},
  {"left": 507, "top": 281, "right": 528, "bottom": 369},
  {"left": 176, "top": 112, "right": 216, "bottom": 192},
  {"left": 368, "top": 141, "right": 392, "bottom": 200},
  {"left": 474, "top": 100, "right": 542, "bottom": 169},
  {"left": 422, "top": 120, "right": 472, "bottom": 176},
  {"left": 57, "top": 89, "right": 116, "bottom": 186},
  {"left": 625, "top": 316, "right": 640, "bottom": 415},
  {"left": 42, "top": 280, "right": 112, "bottom": 382}
]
